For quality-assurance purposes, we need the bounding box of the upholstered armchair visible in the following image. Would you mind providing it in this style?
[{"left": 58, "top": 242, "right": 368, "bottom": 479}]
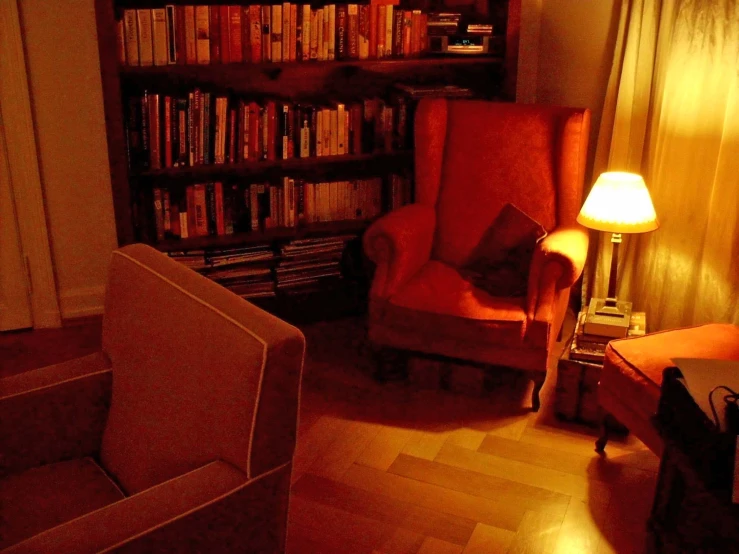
[
  {"left": 0, "top": 244, "right": 305, "bottom": 553},
  {"left": 364, "top": 99, "right": 591, "bottom": 410}
]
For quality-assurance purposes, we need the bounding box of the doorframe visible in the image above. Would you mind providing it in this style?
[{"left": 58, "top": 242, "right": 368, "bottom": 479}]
[{"left": 0, "top": 0, "right": 61, "bottom": 328}]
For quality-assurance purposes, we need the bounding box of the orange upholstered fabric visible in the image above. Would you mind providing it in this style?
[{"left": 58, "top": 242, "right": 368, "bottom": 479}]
[
  {"left": 101, "top": 245, "right": 305, "bottom": 494},
  {"left": 365, "top": 100, "right": 591, "bottom": 377},
  {"left": 599, "top": 323, "right": 739, "bottom": 454},
  {"left": 0, "top": 458, "right": 124, "bottom": 550},
  {"left": 0, "top": 244, "right": 305, "bottom": 552}
]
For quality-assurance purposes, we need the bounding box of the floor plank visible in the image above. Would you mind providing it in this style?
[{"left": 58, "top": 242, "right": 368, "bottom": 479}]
[
  {"left": 462, "top": 523, "right": 516, "bottom": 554},
  {"left": 416, "top": 537, "right": 464, "bottom": 554}
]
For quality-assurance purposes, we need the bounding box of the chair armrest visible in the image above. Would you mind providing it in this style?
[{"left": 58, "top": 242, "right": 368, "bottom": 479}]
[
  {"left": 6, "top": 460, "right": 291, "bottom": 554},
  {"left": 363, "top": 204, "right": 436, "bottom": 299},
  {"left": 0, "top": 353, "right": 112, "bottom": 477},
  {"left": 526, "top": 227, "right": 589, "bottom": 319}
]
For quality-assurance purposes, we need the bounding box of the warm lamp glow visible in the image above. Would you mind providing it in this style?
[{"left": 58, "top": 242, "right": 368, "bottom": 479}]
[{"left": 577, "top": 172, "right": 659, "bottom": 233}]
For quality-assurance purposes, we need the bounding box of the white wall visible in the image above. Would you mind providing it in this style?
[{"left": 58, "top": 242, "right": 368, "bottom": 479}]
[
  {"left": 520, "top": 0, "right": 620, "bottom": 182},
  {"left": 19, "top": 0, "right": 117, "bottom": 319}
]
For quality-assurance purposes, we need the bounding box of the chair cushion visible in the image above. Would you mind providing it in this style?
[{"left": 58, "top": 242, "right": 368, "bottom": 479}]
[
  {"left": 0, "top": 457, "right": 124, "bottom": 549},
  {"left": 383, "top": 261, "right": 529, "bottom": 347},
  {"left": 601, "top": 324, "right": 739, "bottom": 419},
  {"left": 461, "top": 203, "right": 547, "bottom": 297}
]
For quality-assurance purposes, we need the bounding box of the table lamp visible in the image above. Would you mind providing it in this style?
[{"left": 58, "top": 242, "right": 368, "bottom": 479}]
[{"left": 577, "top": 172, "right": 659, "bottom": 329}]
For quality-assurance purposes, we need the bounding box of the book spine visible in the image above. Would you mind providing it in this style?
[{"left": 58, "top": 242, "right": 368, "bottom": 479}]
[
  {"left": 164, "top": 96, "right": 173, "bottom": 167},
  {"left": 315, "top": 8, "right": 324, "bottom": 61},
  {"left": 392, "top": 9, "right": 403, "bottom": 57},
  {"left": 206, "top": 182, "right": 217, "bottom": 235},
  {"left": 170, "top": 200, "right": 180, "bottom": 237},
  {"left": 220, "top": 5, "right": 231, "bottom": 64},
  {"left": 368, "top": 5, "right": 378, "bottom": 59},
  {"left": 336, "top": 103, "right": 346, "bottom": 155},
  {"left": 175, "top": 98, "right": 188, "bottom": 166},
  {"left": 250, "top": 184, "right": 259, "bottom": 230},
  {"left": 348, "top": 4, "right": 358, "bottom": 59},
  {"left": 137, "top": 9, "right": 154, "bottom": 66},
  {"left": 249, "top": 102, "right": 260, "bottom": 161},
  {"left": 230, "top": 5, "right": 243, "bottom": 63},
  {"left": 184, "top": 6, "right": 197, "bottom": 64},
  {"left": 300, "top": 107, "right": 310, "bottom": 158},
  {"left": 228, "top": 107, "right": 237, "bottom": 163},
  {"left": 402, "top": 10, "right": 412, "bottom": 57},
  {"left": 329, "top": 108, "right": 338, "bottom": 156},
  {"left": 309, "top": 107, "right": 317, "bottom": 157},
  {"left": 351, "top": 103, "right": 362, "bottom": 154},
  {"left": 327, "top": 4, "right": 336, "bottom": 60},
  {"left": 282, "top": 2, "right": 291, "bottom": 62},
  {"left": 193, "top": 184, "right": 209, "bottom": 236},
  {"left": 123, "top": 10, "right": 139, "bottom": 66},
  {"left": 377, "top": 5, "right": 386, "bottom": 58},
  {"left": 384, "top": 6, "right": 393, "bottom": 59},
  {"left": 195, "top": 6, "right": 210, "bottom": 64},
  {"left": 115, "top": 18, "right": 126, "bottom": 65},
  {"left": 316, "top": 109, "right": 323, "bottom": 156},
  {"left": 148, "top": 93, "right": 161, "bottom": 169},
  {"left": 281, "top": 104, "right": 289, "bottom": 160},
  {"left": 335, "top": 4, "right": 347, "bottom": 60},
  {"left": 153, "top": 188, "right": 165, "bottom": 240},
  {"left": 163, "top": 189, "right": 171, "bottom": 234},
  {"left": 290, "top": 4, "right": 298, "bottom": 61},
  {"left": 310, "top": 8, "right": 319, "bottom": 60},
  {"left": 261, "top": 5, "right": 271, "bottom": 62},
  {"left": 151, "top": 8, "right": 168, "bottom": 65},
  {"left": 358, "top": 5, "right": 369, "bottom": 60},
  {"left": 419, "top": 13, "right": 428, "bottom": 53},
  {"left": 410, "top": 10, "right": 421, "bottom": 56},
  {"left": 215, "top": 182, "right": 225, "bottom": 235},
  {"left": 202, "top": 92, "right": 211, "bottom": 165},
  {"left": 248, "top": 6, "right": 262, "bottom": 63},
  {"left": 174, "top": 5, "right": 187, "bottom": 64},
  {"left": 271, "top": 5, "right": 283, "bottom": 63},
  {"left": 266, "top": 100, "right": 277, "bottom": 160},
  {"left": 186, "top": 185, "right": 196, "bottom": 235},
  {"left": 209, "top": 6, "right": 221, "bottom": 63}
]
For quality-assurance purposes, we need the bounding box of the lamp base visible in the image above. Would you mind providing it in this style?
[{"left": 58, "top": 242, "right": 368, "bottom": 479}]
[{"left": 584, "top": 298, "right": 633, "bottom": 338}]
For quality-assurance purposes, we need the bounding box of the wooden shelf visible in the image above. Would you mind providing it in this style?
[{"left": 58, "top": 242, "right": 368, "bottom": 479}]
[
  {"left": 120, "top": 55, "right": 505, "bottom": 78},
  {"left": 131, "top": 151, "right": 413, "bottom": 182},
  {"left": 155, "top": 219, "right": 370, "bottom": 251}
]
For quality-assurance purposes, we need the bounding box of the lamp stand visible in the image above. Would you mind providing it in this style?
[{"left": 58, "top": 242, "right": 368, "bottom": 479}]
[{"left": 588, "top": 232, "right": 632, "bottom": 319}]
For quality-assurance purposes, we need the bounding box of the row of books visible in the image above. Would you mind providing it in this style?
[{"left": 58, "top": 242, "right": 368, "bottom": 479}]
[
  {"left": 126, "top": 91, "right": 409, "bottom": 171},
  {"left": 119, "top": 4, "right": 432, "bottom": 67},
  {"left": 151, "top": 175, "right": 410, "bottom": 240},
  {"left": 570, "top": 310, "right": 647, "bottom": 363},
  {"left": 167, "top": 234, "right": 355, "bottom": 297}
]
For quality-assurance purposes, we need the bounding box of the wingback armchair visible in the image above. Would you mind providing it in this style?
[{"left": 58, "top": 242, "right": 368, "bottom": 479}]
[
  {"left": 0, "top": 244, "right": 305, "bottom": 553},
  {"left": 363, "top": 99, "right": 591, "bottom": 410}
]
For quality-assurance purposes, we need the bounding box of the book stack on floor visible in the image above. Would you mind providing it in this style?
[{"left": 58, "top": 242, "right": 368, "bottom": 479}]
[
  {"left": 570, "top": 310, "right": 647, "bottom": 363},
  {"left": 275, "top": 235, "right": 354, "bottom": 293},
  {"left": 169, "top": 245, "right": 276, "bottom": 298}
]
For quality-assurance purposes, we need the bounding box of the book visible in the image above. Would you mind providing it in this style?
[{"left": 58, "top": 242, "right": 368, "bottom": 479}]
[
  {"left": 583, "top": 301, "right": 633, "bottom": 338},
  {"left": 136, "top": 9, "right": 154, "bottom": 66},
  {"left": 570, "top": 310, "right": 648, "bottom": 363},
  {"left": 123, "top": 10, "right": 139, "bottom": 66},
  {"left": 195, "top": 6, "right": 210, "bottom": 64},
  {"left": 151, "top": 8, "right": 168, "bottom": 65},
  {"left": 271, "top": 4, "right": 283, "bottom": 62}
]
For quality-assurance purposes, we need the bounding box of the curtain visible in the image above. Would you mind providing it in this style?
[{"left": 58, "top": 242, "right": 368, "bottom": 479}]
[{"left": 584, "top": 0, "right": 739, "bottom": 330}]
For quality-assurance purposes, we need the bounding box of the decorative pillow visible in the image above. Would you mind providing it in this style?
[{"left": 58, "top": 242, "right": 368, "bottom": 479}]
[{"left": 461, "top": 203, "right": 547, "bottom": 297}]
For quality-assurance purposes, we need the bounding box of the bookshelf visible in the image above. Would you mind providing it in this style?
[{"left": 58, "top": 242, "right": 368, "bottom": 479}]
[{"left": 94, "top": 0, "right": 520, "bottom": 319}]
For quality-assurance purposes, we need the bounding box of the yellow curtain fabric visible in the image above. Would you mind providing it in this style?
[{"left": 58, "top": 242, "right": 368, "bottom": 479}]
[{"left": 585, "top": 0, "right": 739, "bottom": 330}]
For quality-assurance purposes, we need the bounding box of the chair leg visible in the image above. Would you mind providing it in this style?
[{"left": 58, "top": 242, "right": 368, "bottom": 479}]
[
  {"left": 530, "top": 373, "right": 545, "bottom": 412},
  {"left": 373, "top": 347, "right": 408, "bottom": 383},
  {"left": 595, "top": 419, "right": 610, "bottom": 453}
]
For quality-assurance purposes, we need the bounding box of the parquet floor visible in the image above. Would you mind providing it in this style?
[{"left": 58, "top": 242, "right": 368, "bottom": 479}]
[
  {"left": 288, "top": 313, "right": 658, "bottom": 554},
  {"left": 1, "top": 311, "right": 658, "bottom": 553}
]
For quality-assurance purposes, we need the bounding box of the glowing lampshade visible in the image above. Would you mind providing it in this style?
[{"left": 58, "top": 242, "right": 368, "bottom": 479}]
[{"left": 577, "top": 172, "right": 659, "bottom": 234}]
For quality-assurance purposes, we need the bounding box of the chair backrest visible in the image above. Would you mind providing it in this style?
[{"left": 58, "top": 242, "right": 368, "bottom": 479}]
[
  {"left": 99, "top": 244, "right": 305, "bottom": 495},
  {"left": 413, "top": 99, "right": 590, "bottom": 267}
]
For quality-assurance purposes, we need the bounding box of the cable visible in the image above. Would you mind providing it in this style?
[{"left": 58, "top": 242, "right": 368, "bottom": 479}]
[{"left": 708, "top": 385, "right": 739, "bottom": 429}]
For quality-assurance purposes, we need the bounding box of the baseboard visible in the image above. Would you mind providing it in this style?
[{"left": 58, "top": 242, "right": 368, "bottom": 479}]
[{"left": 59, "top": 285, "right": 105, "bottom": 319}]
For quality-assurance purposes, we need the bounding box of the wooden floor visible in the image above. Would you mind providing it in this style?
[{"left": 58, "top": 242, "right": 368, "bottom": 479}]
[{"left": 1, "top": 312, "right": 658, "bottom": 553}]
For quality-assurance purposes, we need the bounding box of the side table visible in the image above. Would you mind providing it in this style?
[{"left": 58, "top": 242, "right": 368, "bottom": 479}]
[{"left": 555, "top": 334, "right": 629, "bottom": 445}]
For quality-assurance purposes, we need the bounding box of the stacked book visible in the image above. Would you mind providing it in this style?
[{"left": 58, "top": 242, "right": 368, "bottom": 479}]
[
  {"left": 570, "top": 310, "right": 647, "bottom": 363},
  {"left": 275, "top": 235, "right": 353, "bottom": 293},
  {"left": 426, "top": 12, "right": 461, "bottom": 36},
  {"left": 170, "top": 245, "right": 276, "bottom": 298}
]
